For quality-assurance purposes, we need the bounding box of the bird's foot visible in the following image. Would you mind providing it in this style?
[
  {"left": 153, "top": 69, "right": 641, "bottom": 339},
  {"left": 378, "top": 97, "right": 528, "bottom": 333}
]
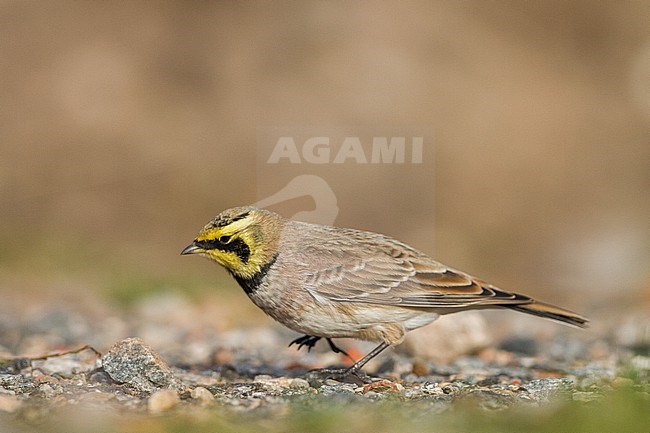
[
  {"left": 289, "top": 335, "right": 321, "bottom": 352},
  {"left": 305, "top": 367, "right": 372, "bottom": 386},
  {"left": 289, "top": 335, "right": 355, "bottom": 362}
]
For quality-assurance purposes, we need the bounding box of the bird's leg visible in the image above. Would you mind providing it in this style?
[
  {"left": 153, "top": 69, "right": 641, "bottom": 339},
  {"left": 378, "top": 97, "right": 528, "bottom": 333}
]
[
  {"left": 306, "top": 342, "right": 391, "bottom": 386},
  {"left": 345, "top": 341, "right": 390, "bottom": 373},
  {"left": 325, "top": 338, "right": 355, "bottom": 362},
  {"left": 288, "top": 335, "right": 321, "bottom": 352}
]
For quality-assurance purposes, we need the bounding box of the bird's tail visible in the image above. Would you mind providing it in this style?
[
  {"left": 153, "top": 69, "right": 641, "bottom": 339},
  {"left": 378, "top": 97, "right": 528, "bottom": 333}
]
[{"left": 509, "top": 301, "right": 589, "bottom": 328}]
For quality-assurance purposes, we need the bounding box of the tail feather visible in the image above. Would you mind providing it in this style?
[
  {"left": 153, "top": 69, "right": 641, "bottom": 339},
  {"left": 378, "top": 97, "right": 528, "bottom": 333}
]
[{"left": 509, "top": 301, "right": 589, "bottom": 328}]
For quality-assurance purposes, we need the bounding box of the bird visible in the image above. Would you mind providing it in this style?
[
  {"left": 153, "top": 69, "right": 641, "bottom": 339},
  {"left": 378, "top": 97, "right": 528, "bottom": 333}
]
[{"left": 181, "top": 206, "right": 588, "bottom": 377}]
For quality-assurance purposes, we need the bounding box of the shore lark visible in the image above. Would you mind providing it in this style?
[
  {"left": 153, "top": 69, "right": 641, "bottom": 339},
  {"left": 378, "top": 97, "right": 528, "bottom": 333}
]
[{"left": 182, "top": 206, "right": 588, "bottom": 374}]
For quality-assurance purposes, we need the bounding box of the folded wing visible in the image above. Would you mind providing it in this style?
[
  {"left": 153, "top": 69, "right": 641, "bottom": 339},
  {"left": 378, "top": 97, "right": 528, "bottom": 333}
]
[{"left": 303, "top": 243, "right": 533, "bottom": 309}]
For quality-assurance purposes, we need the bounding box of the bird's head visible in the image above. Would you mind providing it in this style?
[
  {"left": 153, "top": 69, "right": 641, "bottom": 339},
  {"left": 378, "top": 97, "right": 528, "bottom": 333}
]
[{"left": 181, "top": 206, "right": 284, "bottom": 279}]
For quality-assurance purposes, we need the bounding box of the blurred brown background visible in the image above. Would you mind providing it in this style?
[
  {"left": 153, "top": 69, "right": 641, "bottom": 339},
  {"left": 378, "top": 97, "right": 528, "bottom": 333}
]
[{"left": 1, "top": 1, "right": 649, "bottom": 323}]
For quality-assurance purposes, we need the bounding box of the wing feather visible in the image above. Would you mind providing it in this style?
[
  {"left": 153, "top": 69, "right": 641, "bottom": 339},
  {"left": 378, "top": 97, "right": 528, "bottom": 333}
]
[{"left": 301, "top": 235, "right": 532, "bottom": 309}]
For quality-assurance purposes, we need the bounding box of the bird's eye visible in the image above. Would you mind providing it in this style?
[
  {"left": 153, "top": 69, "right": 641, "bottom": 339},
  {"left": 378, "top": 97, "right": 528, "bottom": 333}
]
[{"left": 219, "top": 235, "right": 232, "bottom": 244}]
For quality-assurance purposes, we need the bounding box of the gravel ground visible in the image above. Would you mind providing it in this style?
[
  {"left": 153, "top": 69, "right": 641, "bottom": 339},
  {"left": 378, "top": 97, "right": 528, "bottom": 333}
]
[{"left": 0, "top": 290, "right": 648, "bottom": 432}]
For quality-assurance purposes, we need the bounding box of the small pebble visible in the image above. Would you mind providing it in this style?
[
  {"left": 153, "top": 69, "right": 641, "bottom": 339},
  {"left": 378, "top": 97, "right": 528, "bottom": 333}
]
[
  {"left": 190, "top": 387, "right": 214, "bottom": 402},
  {"left": 39, "top": 383, "right": 57, "bottom": 398},
  {"left": 254, "top": 375, "right": 274, "bottom": 382},
  {"left": 148, "top": 389, "right": 180, "bottom": 413},
  {"left": 290, "top": 378, "right": 311, "bottom": 389},
  {"left": 362, "top": 380, "right": 401, "bottom": 394},
  {"left": 89, "top": 370, "right": 114, "bottom": 384},
  {"left": 363, "top": 391, "right": 385, "bottom": 400},
  {"left": 338, "top": 385, "right": 356, "bottom": 393}
]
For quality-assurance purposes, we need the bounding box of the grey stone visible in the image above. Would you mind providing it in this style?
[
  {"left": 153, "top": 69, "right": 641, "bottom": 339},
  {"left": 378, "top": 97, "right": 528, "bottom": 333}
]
[{"left": 101, "top": 338, "right": 181, "bottom": 393}]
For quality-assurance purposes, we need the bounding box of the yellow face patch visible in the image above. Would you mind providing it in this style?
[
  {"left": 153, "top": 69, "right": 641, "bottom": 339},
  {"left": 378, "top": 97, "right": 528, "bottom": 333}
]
[
  {"left": 197, "top": 216, "right": 250, "bottom": 242},
  {"left": 191, "top": 213, "right": 266, "bottom": 279}
]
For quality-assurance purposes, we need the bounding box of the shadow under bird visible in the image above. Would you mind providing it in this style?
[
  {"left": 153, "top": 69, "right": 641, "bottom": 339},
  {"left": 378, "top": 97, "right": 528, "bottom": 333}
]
[{"left": 181, "top": 206, "right": 588, "bottom": 378}]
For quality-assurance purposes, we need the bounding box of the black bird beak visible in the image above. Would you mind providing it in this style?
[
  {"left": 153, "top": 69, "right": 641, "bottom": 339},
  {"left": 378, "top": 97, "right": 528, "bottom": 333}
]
[{"left": 180, "top": 242, "right": 203, "bottom": 255}]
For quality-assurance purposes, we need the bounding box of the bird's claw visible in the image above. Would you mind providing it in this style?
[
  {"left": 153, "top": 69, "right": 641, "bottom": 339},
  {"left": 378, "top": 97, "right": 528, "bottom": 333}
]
[
  {"left": 325, "top": 338, "right": 354, "bottom": 361},
  {"left": 288, "top": 335, "right": 321, "bottom": 352},
  {"left": 289, "top": 335, "right": 355, "bottom": 362},
  {"left": 305, "top": 367, "right": 372, "bottom": 386}
]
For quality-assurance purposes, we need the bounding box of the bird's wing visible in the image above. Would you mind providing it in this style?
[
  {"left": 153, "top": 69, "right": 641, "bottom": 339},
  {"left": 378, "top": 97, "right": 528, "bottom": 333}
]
[{"left": 303, "top": 242, "right": 532, "bottom": 308}]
